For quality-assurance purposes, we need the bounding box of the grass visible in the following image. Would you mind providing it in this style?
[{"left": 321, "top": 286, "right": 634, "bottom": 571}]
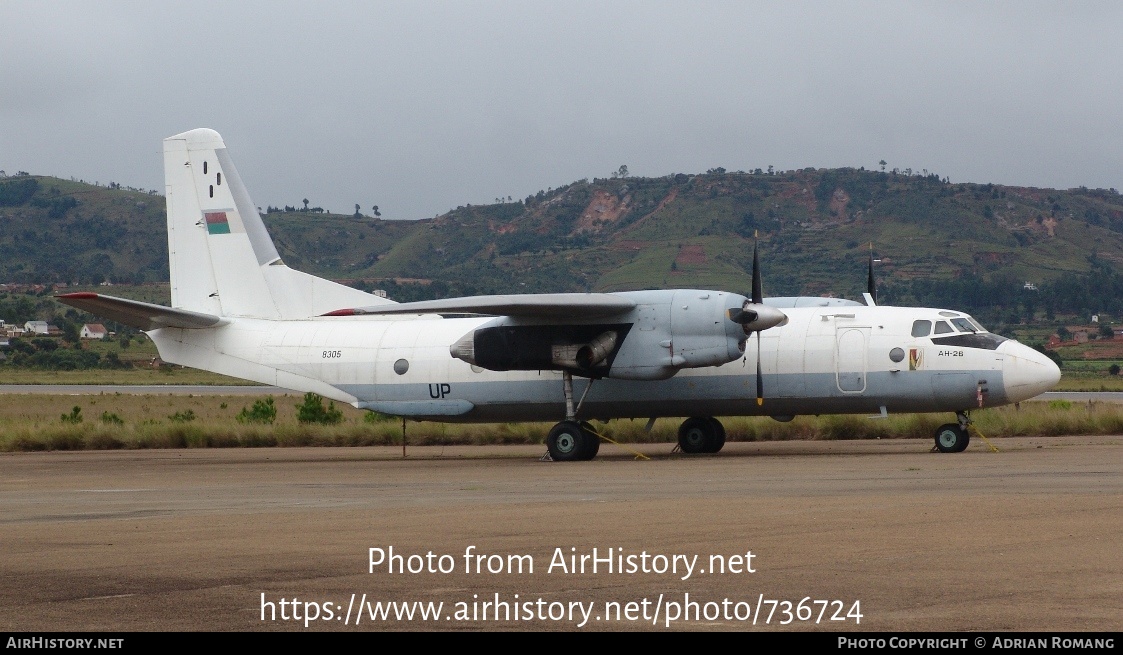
[
  {"left": 1, "top": 393, "right": 1120, "bottom": 452},
  {"left": 1053, "top": 370, "right": 1123, "bottom": 391},
  {"left": 0, "top": 368, "right": 255, "bottom": 385}
]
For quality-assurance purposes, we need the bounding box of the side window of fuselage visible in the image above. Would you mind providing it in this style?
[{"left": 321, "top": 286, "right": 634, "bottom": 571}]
[
  {"left": 911, "top": 320, "right": 932, "bottom": 337},
  {"left": 933, "top": 320, "right": 953, "bottom": 334}
]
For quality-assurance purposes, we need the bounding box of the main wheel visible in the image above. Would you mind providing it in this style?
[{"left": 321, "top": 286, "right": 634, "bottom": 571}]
[
  {"left": 580, "top": 422, "right": 601, "bottom": 460},
  {"left": 678, "top": 417, "right": 717, "bottom": 454},
  {"left": 934, "top": 423, "right": 970, "bottom": 453},
  {"left": 704, "top": 417, "right": 727, "bottom": 453},
  {"left": 954, "top": 427, "right": 970, "bottom": 452},
  {"left": 548, "top": 421, "right": 595, "bottom": 461}
]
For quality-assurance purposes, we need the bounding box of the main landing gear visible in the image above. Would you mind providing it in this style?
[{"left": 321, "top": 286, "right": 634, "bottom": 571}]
[
  {"left": 546, "top": 420, "right": 600, "bottom": 461},
  {"left": 933, "top": 411, "right": 972, "bottom": 453},
  {"left": 677, "top": 416, "right": 726, "bottom": 454},
  {"left": 545, "top": 371, "right": 602, "bottom": 462},
  {"left": 545, "top": 371, "right": 729, "bottom": 461}
]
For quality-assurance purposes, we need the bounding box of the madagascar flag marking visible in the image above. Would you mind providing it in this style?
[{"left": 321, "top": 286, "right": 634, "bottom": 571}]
[{"left": 205, "top": 211, "right": 231, "bottom": 235}]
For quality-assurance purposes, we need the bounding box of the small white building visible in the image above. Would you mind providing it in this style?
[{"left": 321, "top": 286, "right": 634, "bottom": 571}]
[
  {"left": 24, "top": 321, "right": 49, "bottom": 335},
  {"left": 80, "top": 323, "right": 109, "bottom": 340}
]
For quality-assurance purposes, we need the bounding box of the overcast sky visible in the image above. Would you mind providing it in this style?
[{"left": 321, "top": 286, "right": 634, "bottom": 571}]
[{"left": 2, "top": 1, "right": 1120, "bottom": 220}]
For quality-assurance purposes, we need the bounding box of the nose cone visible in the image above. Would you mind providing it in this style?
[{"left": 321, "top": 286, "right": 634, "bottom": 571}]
[{"left": 1000, "top": 340, "right": 1061, "bottom": 403}]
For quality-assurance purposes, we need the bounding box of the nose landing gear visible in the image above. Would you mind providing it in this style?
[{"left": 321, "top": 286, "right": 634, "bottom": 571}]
[{"left": 933, "top": 410, "right": 972, "bottom": 453}]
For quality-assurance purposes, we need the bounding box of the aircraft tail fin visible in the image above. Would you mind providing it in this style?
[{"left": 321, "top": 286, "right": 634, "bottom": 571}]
[{"left": 162, "top": 129, "right": 389, "bottom": 319}]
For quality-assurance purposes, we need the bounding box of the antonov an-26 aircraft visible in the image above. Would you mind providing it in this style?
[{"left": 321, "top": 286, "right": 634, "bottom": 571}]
[{"left": 59, "top": 129, "right": 1061, "bottom": 461}]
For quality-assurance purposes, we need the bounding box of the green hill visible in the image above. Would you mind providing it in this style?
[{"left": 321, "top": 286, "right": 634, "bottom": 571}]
[{"left": 2, "top": 169, "right": 1123, "bottom": 327}]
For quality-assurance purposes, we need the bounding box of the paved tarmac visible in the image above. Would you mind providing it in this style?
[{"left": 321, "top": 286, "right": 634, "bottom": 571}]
[{"left": 1, "top": 436, "right": 1120, "bottom": 632}]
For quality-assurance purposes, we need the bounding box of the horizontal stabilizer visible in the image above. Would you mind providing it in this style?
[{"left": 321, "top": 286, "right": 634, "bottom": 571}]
[
  {"left": 324, "top": 293, "right": 637, "bottom": 319},
  {"left": 56, "top": 293, "right": 226, "bottom": 331}
]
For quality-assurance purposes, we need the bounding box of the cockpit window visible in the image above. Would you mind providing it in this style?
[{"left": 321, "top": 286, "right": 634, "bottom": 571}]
[
  {"left": 933, "top": 320, "right": 954, "bottom": 334},
  {"left": 951, "top": 318, "right": 977, "bottom": 333},
  {"left": 911, "top": 320, "right": 932, "bottom": 337},
  {"left": 965, "top": 316, "right": 986, "bottom": 332}
]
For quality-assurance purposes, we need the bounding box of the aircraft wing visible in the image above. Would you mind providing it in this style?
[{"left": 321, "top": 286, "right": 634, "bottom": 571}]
[
  {"left": 323, "top": 293, "right": 637, "bottom": 318},
  {"left": 56, "top": 292, "right": 226, "bottom": 331}
]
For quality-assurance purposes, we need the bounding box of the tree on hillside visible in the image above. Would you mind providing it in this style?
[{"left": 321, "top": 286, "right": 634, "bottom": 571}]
[
  {"left": 611, "top": 165, "right": 629, "bottom": 179},
  {"left": 372, "top": 205, "right": 381, "bottom": 217},
  {"left": 0, "top": 178, "right": 38, "bottom": 206},
  {"left": 354, "top": 204, "right": 362, "bottom": 219},
  {"left": 302, "top": 198, "right": 309, "bottom": 211}
]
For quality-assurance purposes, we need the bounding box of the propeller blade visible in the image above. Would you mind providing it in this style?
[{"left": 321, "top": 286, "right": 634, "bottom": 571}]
[
  {"left": 755, "top": 331, "right": 763, "bottom": 406},
  {"left": 751, "top": 241, "right": 763, "bottom": 305},
  {"left": 746, "top": 237, "right": 767, "bottom": 404},
  {"left": 729, "top": 237, "right": 788, "bottom": 332}
]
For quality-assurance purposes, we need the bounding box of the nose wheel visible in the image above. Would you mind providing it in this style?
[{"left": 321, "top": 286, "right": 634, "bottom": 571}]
[{"left": 933, "top": 411, "right": 972, "bottom": 453}]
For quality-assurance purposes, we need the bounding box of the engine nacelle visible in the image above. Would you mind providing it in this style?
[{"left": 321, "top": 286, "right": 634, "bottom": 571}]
[
  {"left": 447, "top": 290, "right": 770, "bottom": 380},
  {"left": 607, "top": 290, "right": 749, "bottom": 380}
]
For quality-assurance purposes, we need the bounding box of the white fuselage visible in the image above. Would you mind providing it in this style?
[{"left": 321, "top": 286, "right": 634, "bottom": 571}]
[{"left": 149, "top": 303, "right": 1058, "bottom": 423}]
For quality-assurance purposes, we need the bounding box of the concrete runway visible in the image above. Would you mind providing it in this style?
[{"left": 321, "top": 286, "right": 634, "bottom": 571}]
[{"left": 1, "top": 437, "right": 1120, "bottom": 632}]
